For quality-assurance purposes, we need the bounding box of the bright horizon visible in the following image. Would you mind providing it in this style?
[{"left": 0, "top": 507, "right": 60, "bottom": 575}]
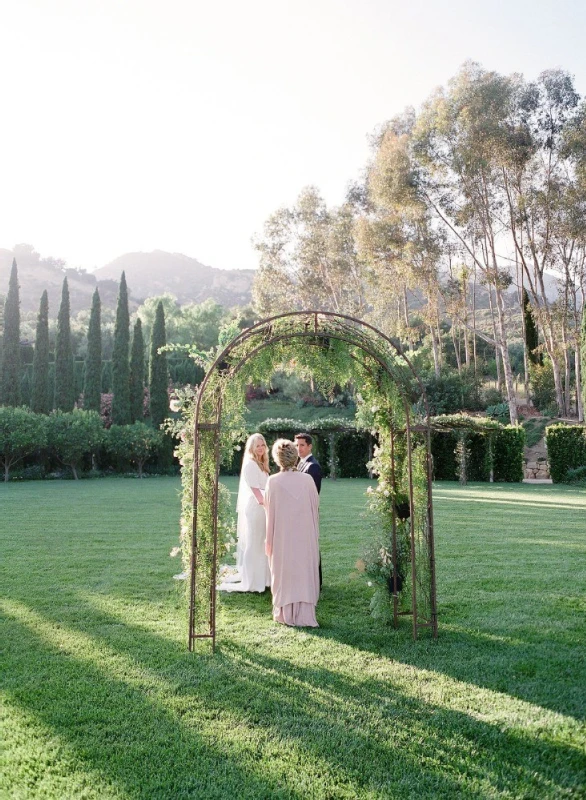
[{"left": 2, "top": 0, "right": 586, "bottom": 273}]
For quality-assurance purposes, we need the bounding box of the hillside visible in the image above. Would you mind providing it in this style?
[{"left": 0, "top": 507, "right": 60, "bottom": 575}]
[
  {"left": 0, "top": 245, "right": 254, "bottom": 317},
  {"left": 94, "top": 251, "right": 254, "bottom": 307}
]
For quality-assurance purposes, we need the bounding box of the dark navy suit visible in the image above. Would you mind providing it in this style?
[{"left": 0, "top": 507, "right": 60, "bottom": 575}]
[
  {"left": 298, "top": 454, "right": 322, "bottom": 494},
  {"left": 298, "top": 454, "right": 322, "bottom": 587}
]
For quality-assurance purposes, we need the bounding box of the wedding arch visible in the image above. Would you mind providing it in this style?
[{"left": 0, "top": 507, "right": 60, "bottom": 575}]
[{"left": 179, "top": 311, "right": 438, "bottom": 651}]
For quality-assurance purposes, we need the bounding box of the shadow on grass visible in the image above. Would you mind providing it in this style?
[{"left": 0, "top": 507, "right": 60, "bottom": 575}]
[
  {"left": 3, "top": 596, "right": 585, "bottom": 799},
  {"left": 312, "top": 581, "right": 586, "bottom": 718}
]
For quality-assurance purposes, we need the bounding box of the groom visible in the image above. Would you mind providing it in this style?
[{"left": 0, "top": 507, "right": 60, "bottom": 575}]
[
  {"left": 294, "top": 433, "right": 322, "bottom": 588},
  {"left": 294, "top": 433, "right": 322, "bottom": 494}
]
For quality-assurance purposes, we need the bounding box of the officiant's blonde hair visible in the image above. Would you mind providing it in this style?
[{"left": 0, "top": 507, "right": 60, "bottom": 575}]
[
  {"left": 272, "top": 438, "right": 298, "bottom": 471},
  {"left": 244, "top": 433, "right": 269, "bottom": 473}
]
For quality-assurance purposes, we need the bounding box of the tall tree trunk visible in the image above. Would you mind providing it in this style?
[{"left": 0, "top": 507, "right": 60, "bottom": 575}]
[
  {"left": 574, "top": 347, "right": 584, "bottom": 422},
  {"left": 561, "top": 327, "right": 571, "bottom": 417},
  {"left": 430, "top": 325, "right": 440, "bottom": 377},
  {"left": 495, "top": 286, "right": 518, "bottom": 424},
  {"left": 471, "top": 268, "right": 477, "bottom": 376},
  {"left": 486, "top": 286, "right": 503, "bottom": 391},
  {"left": 462, "top": 276, "right": 470, "bottom": 367},
  {"left": 451, "top": 326, "right": 462, "bottom": 374},
  {"left": 517, "top": 268, "right": 532, "bottom": 406},
  {"left": 436, "top": 319, "right": 443, "bottom": 373}
]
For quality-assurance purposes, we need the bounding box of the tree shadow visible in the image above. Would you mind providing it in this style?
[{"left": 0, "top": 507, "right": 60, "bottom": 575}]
[
  {"left": 4, "top": 597, "right": 584, "bottom": 799},
  {"left": 309, "top": 581, "right": 586, "bottom": 723}
]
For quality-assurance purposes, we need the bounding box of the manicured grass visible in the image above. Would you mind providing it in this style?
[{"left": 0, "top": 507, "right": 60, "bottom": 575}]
[{"left": 1, "top": 478, "right": 585, "bottom": 799}]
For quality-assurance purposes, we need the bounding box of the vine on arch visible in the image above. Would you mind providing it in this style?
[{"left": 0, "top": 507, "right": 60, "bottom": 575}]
[{"left": 171, "top": 312, "right": 436, "bottom": 648}]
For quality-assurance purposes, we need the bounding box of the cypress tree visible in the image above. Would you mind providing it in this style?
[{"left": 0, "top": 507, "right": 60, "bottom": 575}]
[
  {"left": 111, "top": 272, "right": 131, "bottom": 425},
  {"left": 31, "top": 290, "right": 50, "bottom": 413},
  {"left": 84, "top": 288, "right": 102, "bottom": 413},
  {"left": 54, "top": 277, "right": 75, "bottom": 411},
  {"left": 149, "top": 301, "right": 169, "bottom": 427},
  {"left": 1, "top": 259, "right": 21, "bottom": 406},
  {"left": 129, "top": 318, "right": 145, "bottom": 423},
  {"left": 523, "top": 289, "right": 542, "bottom": 366}
]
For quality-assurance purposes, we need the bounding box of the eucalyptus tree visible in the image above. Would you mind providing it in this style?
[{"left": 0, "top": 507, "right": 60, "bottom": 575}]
[
  {"left": 581, "top": 301, "right": 586, "bottom": 419},
  {"left": 136, "top": 292, "right": 181, "bottom": 345},
  {"left": 361, "top": 111, "right": 480, "bottom": 377},
  {"left": 410, "top": 63, "right": 521, "bottom": 421},
  {"left": 253, "top": 186, "right": 368, "bottom": 317},
  {"left": 496, "top": 69, "right": 585, "bottom": 415}
]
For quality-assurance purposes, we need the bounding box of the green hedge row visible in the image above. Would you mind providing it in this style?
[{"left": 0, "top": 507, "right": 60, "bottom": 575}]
[
  {"left": 545, "top": 424, "right": 586, "bottom": 483},
  {"left": 223, "top": 416, "right": 525, "bottom": 483},
  {"left": 431, "top": 425, "right": 525, "bottom": 482}
]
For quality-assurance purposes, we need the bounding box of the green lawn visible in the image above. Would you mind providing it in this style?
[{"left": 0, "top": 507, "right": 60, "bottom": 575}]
[{"left": 1, "top": 478, "right": 585, "bottom": 799}]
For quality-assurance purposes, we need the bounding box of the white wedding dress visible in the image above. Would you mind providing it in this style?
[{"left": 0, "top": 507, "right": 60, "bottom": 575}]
[{"left": 219, "top": 459, "right": 270, "bottom": 593}]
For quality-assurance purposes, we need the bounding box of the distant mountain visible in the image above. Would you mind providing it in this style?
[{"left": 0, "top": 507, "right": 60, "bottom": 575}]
[
  {"left": 0, "top": 245, "right": 254, "bottom": 317},
  {"left": 94, "top": 251, "right": 254, "bottom": 307}
]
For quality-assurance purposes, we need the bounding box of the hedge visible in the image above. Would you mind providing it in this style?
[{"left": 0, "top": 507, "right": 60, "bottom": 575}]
[
  {"left": 1, "top": 407, "right": 526, "bottom": 483},
  {"left": 431, "top": 421, "right": 525, "bottom": 482},
  {"left": 224, "top": 415, "right": 525, "bottom": 483},
  {"left": 492, "top": 426, "right": 526, "bottom": 482},
  {"left": 545, "top": 424, "right": 586, "bottom": 483}
]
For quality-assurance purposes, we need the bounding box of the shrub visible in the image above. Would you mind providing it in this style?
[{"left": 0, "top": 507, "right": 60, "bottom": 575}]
[
  {"left": 106, "top": 423, "right": 164, "bottom": 477},
  {"left": 421, "top": 369, "right": 481, "bottom": 415},
  {"left": 482, "top": 387, "right": 504, "bottom": 407},
  {"left": 565, "top": 465, "right": 586, "bottom": 485},
  {"left": 47, "top": 409, "right": 104, "bottom": 480},
  {"left": 0, "top": 407, "right": 47, "bottom": 482},
  {"left": 18, "top": 464, "right": 46, "bottom": 481},
  {"left": 529, "top": 360, "right": 556, "bottom": 412},
  {"left": 485, "top": 402, "right": 510, "bottom": 422},
  {"left": 545, "top": 424, "right": 586, "bottom": 483}
]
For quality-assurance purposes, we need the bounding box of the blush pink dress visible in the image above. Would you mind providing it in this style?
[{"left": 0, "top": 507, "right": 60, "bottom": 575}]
[{"left": 265, "top": 470, "right": 320, "bottom": 627}]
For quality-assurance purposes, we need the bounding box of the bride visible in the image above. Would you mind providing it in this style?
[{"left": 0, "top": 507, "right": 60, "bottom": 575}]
[{"left": 219, "top": 433, "right": 271, "bottom": 593}]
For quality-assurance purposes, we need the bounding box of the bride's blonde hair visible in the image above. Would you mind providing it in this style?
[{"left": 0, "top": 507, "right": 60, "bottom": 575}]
[
  {"left": 272, "top": 438, "right": 298, "bottom": 471},
  {"left": 244, "top": 433, "right": 269, "bottom": 474}
]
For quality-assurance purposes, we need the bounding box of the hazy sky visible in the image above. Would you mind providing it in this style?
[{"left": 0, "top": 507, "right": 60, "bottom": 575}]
[{"left": 2, "top": 0, "right": 586, "bottom": 272}]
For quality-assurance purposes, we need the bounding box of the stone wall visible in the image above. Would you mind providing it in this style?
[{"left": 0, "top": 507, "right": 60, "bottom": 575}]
[{"left": 524, "top": 457, "right": 550, "bottom": 480}]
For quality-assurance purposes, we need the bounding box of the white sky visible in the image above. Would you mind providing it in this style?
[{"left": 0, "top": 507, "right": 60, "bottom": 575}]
[{"left": 2, "top": 0, "right": 586, "bottom": 272}]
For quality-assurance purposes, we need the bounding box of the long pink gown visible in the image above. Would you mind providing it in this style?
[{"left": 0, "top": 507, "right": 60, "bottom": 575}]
[{"left": 265, "top": 470, "right": 320, "bottom": 627}]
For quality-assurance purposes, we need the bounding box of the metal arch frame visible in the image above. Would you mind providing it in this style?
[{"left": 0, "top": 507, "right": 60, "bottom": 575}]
[{"left": 188, "top": 311, "right": 438, "bottom": 650}]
